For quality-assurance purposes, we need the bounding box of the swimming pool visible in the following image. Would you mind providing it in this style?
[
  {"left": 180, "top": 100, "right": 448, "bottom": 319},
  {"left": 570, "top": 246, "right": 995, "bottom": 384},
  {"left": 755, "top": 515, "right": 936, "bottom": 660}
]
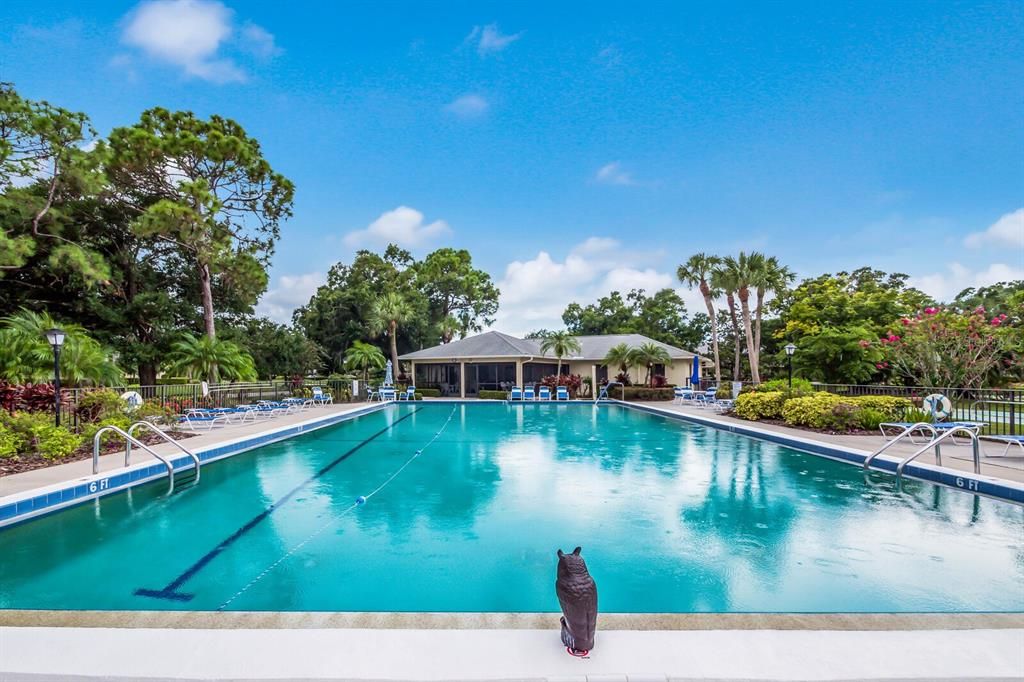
[{"left": 1, "top": 402, "right": 1022, "bottom": 613}]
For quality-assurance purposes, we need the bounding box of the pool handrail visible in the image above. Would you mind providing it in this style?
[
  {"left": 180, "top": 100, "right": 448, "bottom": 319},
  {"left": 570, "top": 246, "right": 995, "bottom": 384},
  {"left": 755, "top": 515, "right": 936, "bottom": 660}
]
[
  {"left": 92, "top": 425, "right": 179, "bottom": 495},
  {"left": 897, "top": 426, "right": 982, "bottom": 487},
  {"left": 863, "top": 422, "right": 937, "bottom": 472},
  {"left": 596, "top": 381, "right": 625, "bottom": 403},
  {"left": 126, "top": 420, "right": 201, "bottom": 487}
]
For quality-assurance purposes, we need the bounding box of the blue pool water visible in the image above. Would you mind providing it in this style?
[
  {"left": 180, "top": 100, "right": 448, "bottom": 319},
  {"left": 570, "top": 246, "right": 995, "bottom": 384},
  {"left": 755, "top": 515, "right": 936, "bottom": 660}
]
[{"left": 1, "top": 403, "right": 1022, "bottom": 613}]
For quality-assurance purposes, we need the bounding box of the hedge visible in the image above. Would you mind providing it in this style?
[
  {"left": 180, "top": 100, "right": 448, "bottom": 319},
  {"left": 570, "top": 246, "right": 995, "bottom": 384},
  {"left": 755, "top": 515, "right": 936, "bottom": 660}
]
[
  {"left": 775, "top": 393, "right": 913, "bottom": 431},
  {"left": 622, "top": 387, "right": 675, "bottom": 401},
  {"left": 478, "top": 390, "right": 508, "bottom": 400},
  {"left": 416, "top": 388, "right": 441, "bottom": 398},
  {"left": 733, "top": 391, "right": 787, "bottom": 420}
]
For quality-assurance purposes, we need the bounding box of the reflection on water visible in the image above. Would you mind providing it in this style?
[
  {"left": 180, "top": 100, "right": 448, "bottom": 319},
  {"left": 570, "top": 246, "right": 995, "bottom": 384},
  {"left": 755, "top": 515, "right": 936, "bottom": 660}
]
[{"left": 1, "top": 403, "right": 1022, "bottom": 613}]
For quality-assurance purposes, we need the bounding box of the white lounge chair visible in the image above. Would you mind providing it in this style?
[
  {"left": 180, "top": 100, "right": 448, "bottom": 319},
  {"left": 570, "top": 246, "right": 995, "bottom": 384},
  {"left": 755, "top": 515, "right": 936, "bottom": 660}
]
[
  {"left": 311, "top": 386, "right": 333, "bottom": 405},
  {"left": 398, "top": 386, "right": 416, "bottom": 401},
  {"left": 538, "top": 386, "right": 551, "bottom": 401}
]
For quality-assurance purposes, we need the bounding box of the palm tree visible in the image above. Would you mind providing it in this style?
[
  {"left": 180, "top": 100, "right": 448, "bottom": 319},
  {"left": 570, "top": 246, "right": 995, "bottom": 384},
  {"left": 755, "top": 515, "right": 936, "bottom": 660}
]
[
  {"left": 711, "top": 264, "right": 744, "bottom": 382},
  {"left": 438, "top": 315, "right": 460, "bottom": 344},
  {"left": 678, "top": 253, "right": 723, "bottom": 383},
  {"left": 165, "top": 333, "right": 258, "bottom": 382},
  {"left": 539, "top": 330, "right": 582, "bottom": 376},
  {"left": 344, "top": 341, "right": 386, "bottom": 383},
  {"left": 722, "top": 253, "right": 760, "bottom": 383},
  {"left": 0, "top": 309, "right": 122, "bottom": 386},
  {"left": 603, "top": 342, "right": 638, "bottom": 382},
  {"left": 369, "top": 292, "right": 413, "bottom": 375},
  {"left": 751, "top": 254, "right": 795, "bottom": 377},
  {"left": 632, "top": 342, "right": 672, "bottom": 386}
]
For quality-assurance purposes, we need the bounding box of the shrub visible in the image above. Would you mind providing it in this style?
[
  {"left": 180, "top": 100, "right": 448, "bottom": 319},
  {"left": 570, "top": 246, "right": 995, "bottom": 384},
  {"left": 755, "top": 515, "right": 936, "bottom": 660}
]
[
  {"left": 0, "top": 381, "right": 59, "bottom": 413},
  {"left": 851, "top": 395, "right": 912, "bottom": 420},
  {"left": 613, "top": 372, "right": 632, "bottom": 386},
  {"left": 755, "top": 378, "right": 815, "bottom": 396},
  {"left": 81, "top": 415, "right": 132, "bottom": 447},
  {"left": 622, "top": 387, "right": 675, "bottom": 401},
  {"left": 539, "top": 374, "right": 583, "bottom": 397},
  {"left": 0, "top": 411, "right": 83, "bottom": 459},
  {"left": 0, "top": 423, "right": 18, "bottom": 458},
  {"left": 901, "top": 407, "right": 934, "bottom": 424},
  {"left": 651, "top": 375, "right": 668, "bottom": 388},
  {"left": 734, "top": 391, "right": 787, "bottom": 420},
  {"left": 781, "top": 393, "right": 849, "bottom": 428},
  {"left": 36, "top": 426, "right": 83, "bottom": 459},
  {"left": 478, "top": 390, "right": 507, "bottom": 400},
  {"left": 133, "top": 402, "right": 176, "bottom": 424},
  {"left": 417, "top": 388, "right": 441, "bottom": 398},
  {"left": 857, "top": 408, "right": 888, "bottom": 431},
  {"left": 826, "top": 401, "right": 862, "bottom": 431},
  {"left": 76, "top": 389, "right": 126, "bottom": 422}
]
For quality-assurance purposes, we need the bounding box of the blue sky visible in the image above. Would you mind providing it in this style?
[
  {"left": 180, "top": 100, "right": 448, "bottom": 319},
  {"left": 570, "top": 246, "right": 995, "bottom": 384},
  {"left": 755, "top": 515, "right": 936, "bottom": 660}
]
[{"left": 2, "top": 1, "right": 1022, "bottom": 333}]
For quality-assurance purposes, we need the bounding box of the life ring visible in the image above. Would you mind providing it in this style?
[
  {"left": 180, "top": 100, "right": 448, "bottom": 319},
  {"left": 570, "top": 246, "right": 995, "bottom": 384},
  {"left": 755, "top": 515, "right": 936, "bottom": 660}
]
[
  {"left": 922, "top": 393, "right": 952, "bottom": 420},
  {"left": 120, "top": 390, "right": 144, "bottom": 410}
]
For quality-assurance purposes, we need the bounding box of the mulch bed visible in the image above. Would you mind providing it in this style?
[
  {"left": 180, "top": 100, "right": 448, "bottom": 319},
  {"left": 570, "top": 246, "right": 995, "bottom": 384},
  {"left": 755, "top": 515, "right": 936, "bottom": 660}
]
[{"left": 0, "top": 429, "right": 199, "bottom": 478}]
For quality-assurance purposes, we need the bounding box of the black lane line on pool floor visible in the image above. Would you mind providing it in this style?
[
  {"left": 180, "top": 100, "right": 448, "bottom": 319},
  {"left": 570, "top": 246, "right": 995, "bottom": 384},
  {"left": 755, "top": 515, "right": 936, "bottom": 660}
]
[{"left": 134, "top": 406, "right": 424, "bottom": 602}]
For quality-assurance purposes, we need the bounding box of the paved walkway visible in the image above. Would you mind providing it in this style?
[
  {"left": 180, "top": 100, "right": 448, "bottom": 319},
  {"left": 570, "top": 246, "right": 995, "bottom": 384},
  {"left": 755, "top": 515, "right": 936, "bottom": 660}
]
[
  {"left": 636, "top": 401, "right": 1024, "bottom": 484},
  {"left": 0, "top": 402, "right": 377, "bottom": 498}
]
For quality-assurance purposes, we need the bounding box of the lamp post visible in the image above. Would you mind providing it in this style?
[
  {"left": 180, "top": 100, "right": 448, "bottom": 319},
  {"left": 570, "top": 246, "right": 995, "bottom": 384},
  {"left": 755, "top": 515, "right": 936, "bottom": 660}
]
[
  {"left": 44, "top": 328, "right": 66, "bottom": 427},
  {"left": 784, "top": 343, "right": 797, "bottom": 389}
]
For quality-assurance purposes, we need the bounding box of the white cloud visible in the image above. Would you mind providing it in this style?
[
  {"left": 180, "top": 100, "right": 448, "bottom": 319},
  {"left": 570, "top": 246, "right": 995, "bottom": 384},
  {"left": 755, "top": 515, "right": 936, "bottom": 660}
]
[
  {"left": 491, "top": 238, "right": 706, "bottom": 336},
  {"left": 444, "top": 93, "right": 489, "bottom": 118},
  {"left": 594, "top": 161, "right": 634, "bottom": 186},
  {"left": 964, "top": 208, "right": 1024, "bottom": 249},
  {"left": 343, "top": 206, "right": 451, "bottom": 249},
  {"left": 120, "top": 0, "right": 279, "bottom": 83},
  {"left": 909, "top": 262, "right": 1024, "bottom": 302},
  {"left": 256, "top": 272, "right": 325, "bottom": 323},
  {"left": 464, "top": 23, "right": 522, "bottom": 56}
]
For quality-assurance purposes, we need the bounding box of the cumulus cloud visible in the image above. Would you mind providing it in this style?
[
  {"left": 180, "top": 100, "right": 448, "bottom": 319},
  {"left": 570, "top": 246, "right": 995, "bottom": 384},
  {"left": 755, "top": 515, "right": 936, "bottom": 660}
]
[
  {"left": 120, "top": 0, "right": 279, "bottom": 83},
  {"left": 964, "top": 208, "right": 1024, "bottom": 249},
  {"left": 464, "top": 23, "right": 522, "bottom": 56},
  {"left": 594, "top": 161, "right": 634, "bottom": 186},
  {"left": 444, "top": 93, "right": 489, "bottom": 118},
  {"left": 909, "top": 262, "right": 1024, "bottom": 302},
  {"left": 256, "top": 272, "right": 325, "bottom": 323},
  {"left": 491, "top": 238, "right": 706, "bottom": 336},
  {"left": 344, "top": 206, "right": 451, "bottom": 249}
]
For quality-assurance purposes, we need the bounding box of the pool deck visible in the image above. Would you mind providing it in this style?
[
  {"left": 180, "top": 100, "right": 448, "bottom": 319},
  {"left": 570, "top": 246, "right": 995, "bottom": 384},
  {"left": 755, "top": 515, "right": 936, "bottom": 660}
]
[{"left": 632, "top": 401, "right": 1024, "bottom": 484}]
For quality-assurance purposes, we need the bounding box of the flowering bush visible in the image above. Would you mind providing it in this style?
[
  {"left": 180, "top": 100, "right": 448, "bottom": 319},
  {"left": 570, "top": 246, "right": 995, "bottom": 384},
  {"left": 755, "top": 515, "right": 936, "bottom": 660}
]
[
  {"left": 651, "top": 374, "right": 668, "bottom": 388},
  {"left": 0, "top": 382, "right": 61, "bottom": 413},
  {"left": 539, "top": 374, "right": 583, "bottom": 397},
  {"left": 613, "top": 372, "right": 632, "bottom": 386},
  {"left": 883, "top": 307, "right": 1012, "bottom": 387}
]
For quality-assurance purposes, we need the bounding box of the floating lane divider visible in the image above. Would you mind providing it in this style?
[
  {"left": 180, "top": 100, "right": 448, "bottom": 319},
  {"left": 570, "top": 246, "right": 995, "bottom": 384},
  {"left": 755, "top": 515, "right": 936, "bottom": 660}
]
[
  {"left": 217, "top": 405, "right": 459, "bottom": 610},
  {"left": 134, "top": 406, "right": 425, "bottom": 602}
]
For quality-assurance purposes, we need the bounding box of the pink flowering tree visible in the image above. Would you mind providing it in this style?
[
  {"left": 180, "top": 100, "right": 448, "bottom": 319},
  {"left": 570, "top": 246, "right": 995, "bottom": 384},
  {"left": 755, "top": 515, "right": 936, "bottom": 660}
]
[{"left": 882, "top": 307, "right": 1012, "bottom": 387}]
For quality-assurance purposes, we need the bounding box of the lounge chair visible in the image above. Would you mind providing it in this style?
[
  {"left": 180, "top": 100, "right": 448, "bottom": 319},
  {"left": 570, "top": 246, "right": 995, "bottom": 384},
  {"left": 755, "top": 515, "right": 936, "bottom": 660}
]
[
  {"left": 311, "top": 386, "right": 333, "bottom": 405},
  {"left": 985, "top": 435, "right": 1024, "bottom": 457},
  {"left": 556, "top": 386, "right": 569, "bottom": 401},
  {"left": 178, "top": 408, "right": 249, "bottom": 430},
  {"left": 673, "top": 387, "right": 694, "bottom": 404},
  {"left": 508, "top": 386, "right": 523, "bottom": 401},
  {"left": 880, "top": 421, "right": 985, "bottom": 445},
  {"left": 398, "top": 386, "right": 416, "bottom": 401},
  {"left": 366, "top": 385, "right": 379, "bottom": 401},
  {"left": 524, "top": 386, "right": 535, "bottom": 400},
  {"left": 538, "top": 386, "right": 552, "bottom": 401},
  {"left": 696, "top": 387, "right": 717, "bottom": 408}
]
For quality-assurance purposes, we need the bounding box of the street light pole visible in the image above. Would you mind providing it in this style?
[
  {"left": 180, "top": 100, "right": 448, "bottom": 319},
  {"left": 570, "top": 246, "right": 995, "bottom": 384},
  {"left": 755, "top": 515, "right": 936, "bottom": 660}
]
[
  {"left": 44, "top": 328, "right": 66, "bottom": 427},
  {"left": 784, "top": 343, "right": 797, "bottom": 389}
]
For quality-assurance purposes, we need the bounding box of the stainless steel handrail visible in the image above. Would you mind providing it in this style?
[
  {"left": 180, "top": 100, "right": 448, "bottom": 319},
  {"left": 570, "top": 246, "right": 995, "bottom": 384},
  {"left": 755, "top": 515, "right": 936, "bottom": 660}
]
[
  {"left": 863, "top": 422, "right": 937, "bottom": 472},
  {"left": 896, "top": 426, "right": 982, "bottom": 486},
  {"left": 596, "top": 381, "right": 625, "bottom": 403},
  {"left": 92, "top": 425, "right": 178, "bottom": 495},
  {"left": 127, "top": 420, "right": 201, "bottom": 486}
]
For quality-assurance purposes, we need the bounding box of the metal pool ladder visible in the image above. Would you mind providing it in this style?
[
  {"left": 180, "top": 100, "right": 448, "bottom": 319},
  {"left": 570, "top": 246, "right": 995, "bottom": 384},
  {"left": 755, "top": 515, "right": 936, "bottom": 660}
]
[
  {"left": 91, "top": 422, "right": 201, "bottom": 495},
  {"left": 862, "top": 422, "right": 937, "bottom": 473},
  {"left": 895, "top": 426, "right": 982, "bottom": 489},
  {"left": 595, "top": 381, "right": 624, "bottom": 403}
]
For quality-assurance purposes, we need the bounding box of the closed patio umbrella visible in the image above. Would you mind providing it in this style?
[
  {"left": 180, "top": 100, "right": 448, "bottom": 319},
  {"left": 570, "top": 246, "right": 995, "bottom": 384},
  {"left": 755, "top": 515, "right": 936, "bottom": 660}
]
[
  {"left": 384, "top": 360, "right": 394, "bottom": 387},
  {"left": 690, "top": 356, "right": 700, "bottom": 387}
]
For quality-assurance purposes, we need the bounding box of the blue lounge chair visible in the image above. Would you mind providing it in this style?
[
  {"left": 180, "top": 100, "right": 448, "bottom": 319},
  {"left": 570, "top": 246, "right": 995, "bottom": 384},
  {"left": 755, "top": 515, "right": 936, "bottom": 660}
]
[
  {"left": 556, "top": 386, "right": 569, "bottom": 401},
  {"left": 985, "top": 435, "right": 1024, "bottom": 457},
  {"left": 398, "top": 386, "right": 416, "bottom": 401},
  {"left": 524, "top": 386, "right": 535, "bottom": 400},
  {"left": 673, "top": 387, "right": 694, "bottom": 404},
  {"left": 880, "top": 420, "right": 985, "bottom": 445},
  {"left": 696, "top": 387, "right": 717, "bottom": 408},
  {"left": 311, "top": 386, "right": 333, "bottom": 405},
  {"left": 538, "top": 386, "right": 551, "bottom": 401},
  {"left": 508, "top": 386, "right": 523, "bottom": 400}
]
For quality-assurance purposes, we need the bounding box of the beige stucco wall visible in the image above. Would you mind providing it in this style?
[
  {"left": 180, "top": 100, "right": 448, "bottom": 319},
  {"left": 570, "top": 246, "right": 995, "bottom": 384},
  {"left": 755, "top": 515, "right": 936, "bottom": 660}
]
[{"left": 566, "top": 359, "right": 699, "bottom": 387}]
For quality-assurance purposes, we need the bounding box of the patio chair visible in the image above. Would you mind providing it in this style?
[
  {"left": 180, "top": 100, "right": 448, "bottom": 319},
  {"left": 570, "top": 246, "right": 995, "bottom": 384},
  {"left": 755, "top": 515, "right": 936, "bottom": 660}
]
[
  {"left": 556, "top": 386, "right": 570, "bottom": 401},
  {"left": 673, "top": 387, "right": 694, "bottom": 404},
  {"left": 365, "top": 385, "right": 379, "bottom": 402},
  {"left": 508, "top": 386, "right": 523, "bottom": 401},
  {"left": 880, "top": 420, "right": 985, "bottom": 445},
  {"left": 398, "top": 386, "right": 416, "bottom": 401},
  {"left": 984, "top": 435, "right": 1024, "bottom": 457},
  {"left": 538, "top": 386, "right": 552, "bottom": 401},
  {"left": 379, "top": 386, "right": 397, "bottom": 401},
  {"left": 524, "top": 386, "right": 535, "bottom": 400},
  {"left": 696, "top": 387, "right": 717, "bottom": 408},
  {"left": 311, "top": 386, "right": 333, "bottom": 405},
  {"left": 178, "top": 409, "right": 235, "bottom": 431}
]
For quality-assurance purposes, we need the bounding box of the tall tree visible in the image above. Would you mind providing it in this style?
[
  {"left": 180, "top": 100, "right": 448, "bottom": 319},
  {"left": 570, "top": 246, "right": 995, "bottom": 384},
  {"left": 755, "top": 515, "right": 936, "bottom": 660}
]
[
  {"left": 678, "top": 253, "right": 723, "bottom": 382},
  {"left": 343, "top": 340, "right": 386, "bottom": 383},
  {"left": 539, "top": 331, "right": 582, "bottom": 376},
  {"left": 721, "top": 253, "right": 760, "bottom": 382},
  {"left": 603, "top": 342, "right": 637, "bottom": 380},
  {"left": 107, "top": 108, "right": 294, "bottom": 341},
  {"left": 415, "top": 248, "right": 499, "bottom": 342},
  {"left": 369, "top": 291, "right": 413, "bottom": 374},
  {"left": 711, "top": 264, "right": 744, "bottom": 381}
]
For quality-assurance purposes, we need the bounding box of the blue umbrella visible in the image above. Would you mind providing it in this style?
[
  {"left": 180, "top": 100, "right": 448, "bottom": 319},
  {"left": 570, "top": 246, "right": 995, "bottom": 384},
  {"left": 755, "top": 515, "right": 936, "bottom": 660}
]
[{"left": 690, "top": 356, "right": 700, "bottom": 387}]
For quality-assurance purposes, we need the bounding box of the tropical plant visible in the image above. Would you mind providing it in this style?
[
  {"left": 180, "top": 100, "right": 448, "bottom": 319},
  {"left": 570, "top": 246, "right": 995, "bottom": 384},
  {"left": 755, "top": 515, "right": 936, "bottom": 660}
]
[
  {"left": 164, "top": 333, "right": 258, "bottom": 382},
  {"left": 368, "top": 291, "right": 414, "bottom": 375},
  {"left": 678, "top": 253, "right": 723, "bottom": 382},
  {"left": 750, "top": 253, "right": 794, "bottom": 380},
  {"left": 721, "top": 253, "right": 760, "bottom": 383},
  {"left": 0, "top": 309, "right": 122, "bottom": 386},
  {"left": 343, "top": 341, "right": 386, "bottom": 383},
  {"left": 539, "top": 330, "right": 582, "bottom": 376},
  {"left": 632, "top": 342, "right": 672, "bottom": 387},
  {"left": 711, "top": 262, "right": 744, "bottom": 381},
  {"left": 603, "top": 342, "right": 637, "bottom": 379}
]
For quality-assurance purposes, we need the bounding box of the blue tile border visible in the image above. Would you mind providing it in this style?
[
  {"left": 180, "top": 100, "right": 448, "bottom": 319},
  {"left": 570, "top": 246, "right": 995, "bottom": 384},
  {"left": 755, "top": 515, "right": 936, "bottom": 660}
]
[
  {"left": 619, "top": 401, "right": 1024, "bottom": 506},
  {"left": 0, "top": 402, "right": 390, "bottom": 529}
]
